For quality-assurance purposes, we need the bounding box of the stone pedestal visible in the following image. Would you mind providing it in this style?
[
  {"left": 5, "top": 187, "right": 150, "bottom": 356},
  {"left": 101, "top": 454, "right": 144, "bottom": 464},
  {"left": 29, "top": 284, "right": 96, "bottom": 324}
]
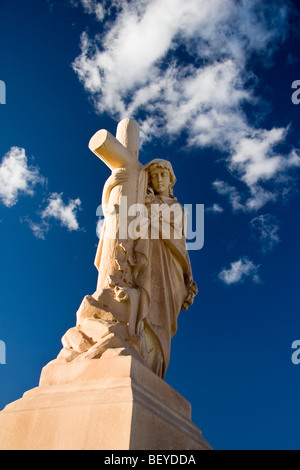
[{"left": 0, "top": 356, "right": 211, "bottom": 450}]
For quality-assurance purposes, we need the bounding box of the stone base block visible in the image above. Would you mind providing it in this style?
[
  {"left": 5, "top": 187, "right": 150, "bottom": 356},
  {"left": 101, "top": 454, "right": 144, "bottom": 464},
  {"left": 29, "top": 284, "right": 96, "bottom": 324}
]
[{"left": 0, "top": 356, "right": 211, "bottom": 450}]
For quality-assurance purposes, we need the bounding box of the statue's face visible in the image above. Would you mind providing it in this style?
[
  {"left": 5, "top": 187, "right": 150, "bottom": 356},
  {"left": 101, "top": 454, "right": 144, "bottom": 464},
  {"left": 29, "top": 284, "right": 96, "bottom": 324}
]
[{"left": 149, "top": 167, "right": 171, "bottom": 196}]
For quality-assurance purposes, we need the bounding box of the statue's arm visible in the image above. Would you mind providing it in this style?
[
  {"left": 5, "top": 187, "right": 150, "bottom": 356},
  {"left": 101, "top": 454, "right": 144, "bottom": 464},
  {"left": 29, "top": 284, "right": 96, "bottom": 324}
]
[{"left": 181, "top": 251, "right": 198, "bottom": 310}]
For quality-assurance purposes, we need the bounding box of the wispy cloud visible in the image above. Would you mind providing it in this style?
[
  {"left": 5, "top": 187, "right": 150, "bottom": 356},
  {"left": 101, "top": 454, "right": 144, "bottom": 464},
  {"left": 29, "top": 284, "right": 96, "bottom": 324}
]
[
  {"left": 0, "top": 147, "right": 44, "bottom": 207},
  {"left": 41, "top": 193, "right": 82, "bottom": 231},
  {"left": 218, "top": 257, "right": 260, "bottom": 285},
  {"left": 205, "top": 203, "right": 224, "bottom": 213},
  {"left": 225, "top": 128, "right": 300, "bottom": 211},
  {"left": 0, "top": 147, "right": 82, "bottom": 239},
  {"left": 71, "top": 0, "right": 299, "bottom": 212},
  {"left": 21, "top": 217, "right": 49, "bottom": 240},
  {"left": 71, "top": 0, "right": 105, "bottom": 21},
  {"left": 250, "top": 214, "right": 280, "bottom": 253},
  {"left": 212, "top": 128, "right": 300, "bottom": 212},
  {"left": 24, "top": 193, "right": 82, "bottom": 240},
  {"left": 229, "top": 128, "right": 300, "bottom": 187},
  {"left": 72, "top": 0, "right": 258, "bottom": 142},
  {"left": 212, "top": 178, "right": 277, "bottom": 212},
  {"left": 212, "top": 180, "right": 244, "bottom": 211}
]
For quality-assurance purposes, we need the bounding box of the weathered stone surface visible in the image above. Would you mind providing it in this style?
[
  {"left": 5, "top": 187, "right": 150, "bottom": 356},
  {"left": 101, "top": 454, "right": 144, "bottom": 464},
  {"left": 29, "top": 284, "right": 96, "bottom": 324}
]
[
  {"left": 0, "top": 357, "right": 212, "bottom": 450},
  {"left": 62, "top": 326, "right": 94, "bottom": 353},
  {"left": 55, "top": 347, "right": 80, "bottom": 363},
  {"left": 0, "top": 119, "right": 210, "bottom": 451},
  {"left": 81, "top": 317, "right": 114, "bottom": 343},
  {"left": 76, "top": 295, "right": 115, "bottom": 326}
]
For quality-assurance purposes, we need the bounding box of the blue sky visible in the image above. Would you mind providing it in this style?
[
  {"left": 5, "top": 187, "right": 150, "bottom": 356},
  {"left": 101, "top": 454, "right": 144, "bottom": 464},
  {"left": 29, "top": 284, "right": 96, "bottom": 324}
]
[{"left": 0, "top": 0, "right": 300, "bottom": 450}]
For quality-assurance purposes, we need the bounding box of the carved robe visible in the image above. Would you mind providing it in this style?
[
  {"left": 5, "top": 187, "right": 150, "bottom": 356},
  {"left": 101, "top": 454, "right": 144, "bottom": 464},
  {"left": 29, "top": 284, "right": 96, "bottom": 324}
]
[
  {"left": 93, "top": 159, "right": 197, "bottom": 378},
  {"left": 134, "top": 161, "right": 197, "bottom": 378}
]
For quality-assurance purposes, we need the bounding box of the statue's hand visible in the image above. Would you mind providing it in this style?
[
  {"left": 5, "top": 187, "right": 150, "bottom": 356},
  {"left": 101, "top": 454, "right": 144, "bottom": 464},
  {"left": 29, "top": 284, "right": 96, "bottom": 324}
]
[
  {"left": 110, "top": 168, "right": 129, "bottom": 185},
  {"left": 181, "top": 279, "right": 198, "bottom": 311}
]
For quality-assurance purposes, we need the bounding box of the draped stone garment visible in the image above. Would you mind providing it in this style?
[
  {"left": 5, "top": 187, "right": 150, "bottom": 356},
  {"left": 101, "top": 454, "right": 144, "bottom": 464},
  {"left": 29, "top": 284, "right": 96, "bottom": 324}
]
[
  {"left": 134, "top": 197, "right": 193, "bottom": 378},
  {"left": 93, "top": 159, "right": 197, "bottom": 378},
  {"left": 134, "top": 161, "right": 197, "bottom": 378}
]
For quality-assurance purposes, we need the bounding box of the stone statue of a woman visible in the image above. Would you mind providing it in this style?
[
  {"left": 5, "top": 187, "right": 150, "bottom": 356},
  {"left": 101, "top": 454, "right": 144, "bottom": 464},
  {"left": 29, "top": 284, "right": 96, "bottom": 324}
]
[{"left": 51, "top": 121, "right": 197, "bottom": 380}]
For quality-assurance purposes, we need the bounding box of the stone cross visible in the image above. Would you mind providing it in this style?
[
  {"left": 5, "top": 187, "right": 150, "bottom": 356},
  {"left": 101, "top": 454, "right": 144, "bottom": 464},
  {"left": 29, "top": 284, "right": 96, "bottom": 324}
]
[{"left": 88, "top": 118, "right": 142, "bottom": 296}]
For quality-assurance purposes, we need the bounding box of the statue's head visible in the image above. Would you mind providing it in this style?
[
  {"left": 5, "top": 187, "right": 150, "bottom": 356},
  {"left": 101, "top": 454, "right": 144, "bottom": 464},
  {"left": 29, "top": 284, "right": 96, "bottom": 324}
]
[{"left": 145, "top": 159, "right": 176, "bottom": 197}]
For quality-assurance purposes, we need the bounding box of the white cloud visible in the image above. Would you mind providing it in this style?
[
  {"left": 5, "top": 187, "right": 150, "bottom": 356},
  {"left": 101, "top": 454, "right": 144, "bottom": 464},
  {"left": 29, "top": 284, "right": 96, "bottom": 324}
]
[
  {"left": 229, "top": 128, "right": 300, "bottom": 187},
  {"left": 0, "top": 147, "right": 44, "bottom": 207},
  {"left": 72, "top": 0, "right": 288, "bottom": 141},
  {"left": 206, "top": 203, "right": 224, "bottom": 213},
  {"left": 23, "top": 193, "right": 82, "bottom": 239},
  {"left": 81, "top": 0, "right": 105, "bottom": 21},
  {"left": 250, "top": 214, "right": 280, "bottom": 253},
  {"left": 225, "top": 128, "right": 300, "bottom": 211},
  {"left": 41, "top": 193, "right": 82, "bottom": 231},
  {"left": 0, "top": 147, "right": 83, "bottom": 238},
  {"left": 213, "top": 172, "right": 290, "bottom": 213},
  {"left": 212, "top": 180, "right": 244, "bottom": 211},
  {"left": 218, "top": 257, "right": 260, "bottom": 285},
  {"left": 22, "top": 217, "right": 49, "bottom": 240},
  {"left": 243, "top": 185, "right": 277, "bottom": 212},
  {"left": 72, "top": 0, "right": 299, "bottom": 212},
  {"left": 71, "top": 0, "right": 105, "bottom": 20},
  {"left": 72, "top": 1, "right": 256, "bottom": 144}
]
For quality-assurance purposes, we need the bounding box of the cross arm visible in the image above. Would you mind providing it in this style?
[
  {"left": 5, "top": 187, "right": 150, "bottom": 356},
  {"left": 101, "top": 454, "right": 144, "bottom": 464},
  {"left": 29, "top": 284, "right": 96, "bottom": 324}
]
[{"left": 89, "top": 129, "right": 134, "bottom": 170}]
